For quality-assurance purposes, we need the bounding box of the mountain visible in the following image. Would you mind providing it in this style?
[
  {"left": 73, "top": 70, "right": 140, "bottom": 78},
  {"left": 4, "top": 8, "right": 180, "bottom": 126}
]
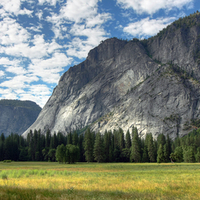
[
  {"left": 23, "top": 12, "right": 200, "bottom": 139},
  {"left": 0, "top": 100, "right": 41, "bottom": 137}
]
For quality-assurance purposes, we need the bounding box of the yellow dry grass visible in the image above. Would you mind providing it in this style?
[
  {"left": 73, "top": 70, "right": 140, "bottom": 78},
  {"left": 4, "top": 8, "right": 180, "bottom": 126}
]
[{"left": 0, "top": 162, "right": 200, "bottom": 199}]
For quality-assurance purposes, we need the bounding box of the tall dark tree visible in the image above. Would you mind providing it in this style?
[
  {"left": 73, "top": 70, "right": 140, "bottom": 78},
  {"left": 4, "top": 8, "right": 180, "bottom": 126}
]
[
  {"left": 125, "top": 129, "right": 131, "bottom": 149},
  {"left": 119, "top": 128, "right": 125, "bottom": 151},
  {"left": 45, "top": 129, "right": 51, "bottom": 149},
  {"left": 66, "top": 144, "right": 79, "bottom": 164},
  {"left": 93, "top": 132, "right": 104, "bottom": 163},
  {"left": 103, "top": 130, "right": 110, "bottom": 162},
  {"left": 147, "top": 133, "right": 156, "bottom": 162},
  {"left": 84, "top": 128, "right": 94, "bottom": 162},
  {"left": 78, "top": 134, "right": 85, "bottom": 162},
  {"left": 72, "top": 131, "right": 78, "bottom": 146},
  {"left": 157, "top": 144, "right": 165, "bottom": 163},
  {"left": 67, "top": 132, "right": 72, "bottom": 145},
  {"left": 130, "top": 127, "right": 141, "bottom": 162}
]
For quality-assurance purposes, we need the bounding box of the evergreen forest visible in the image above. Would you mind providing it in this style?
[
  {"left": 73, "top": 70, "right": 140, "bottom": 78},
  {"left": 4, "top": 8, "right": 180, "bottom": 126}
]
[{"left": 0, "top": 127, "right": 200, "bottom": 163}]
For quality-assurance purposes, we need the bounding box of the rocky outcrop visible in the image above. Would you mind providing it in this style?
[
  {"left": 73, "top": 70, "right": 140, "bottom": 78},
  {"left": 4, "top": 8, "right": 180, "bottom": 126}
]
[
  {"left": 23, "top": 12, "right": 200, "bottom": 139},
  {"left": 0, "top": 100, "right": 41, "bottom": 136}
]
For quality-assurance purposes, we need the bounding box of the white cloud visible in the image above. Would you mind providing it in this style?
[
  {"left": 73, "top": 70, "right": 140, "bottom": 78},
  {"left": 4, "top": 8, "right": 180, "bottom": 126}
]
[
  {"left": 28, "top": 52, "right": 72, "bottom": 83},
  {"left": 59, "top": 0, "right": 99, "bottom": 23},
  {"left": 2, "top": 34, "right": 62, "bottom": 60},
  {"left": 0, "top": 0, "right": 33, "bottom": 16},
  {"left": 19, "top": 84, "right": 52, "bottom": 107},
  {"left": 18, "top": 8, "right": 33, "bottom": 16},
  {"left": 5, "top": 66, "right": 27, "bottom": 75},
  {"left": 0, "top": 17, "right": 30, "bottom": 45},
  {"left": 35, "top": 10, "right": 43, "bottom": 20},
  {"left": 0, "top": 71, "right": 5, "bottom": 77},
  {"left": 123, "top": 17, "right": 175, "bottom": 37},
  {"left": 0, "top": 57, "right": 20, "bottom": 66},
  {"left": 38, "top": 0, "right": 58, "bottom": 6},
  {"left": 0, "top": 74, "right": 39, "bottom": 89},
  {"left": 116, "top": 0, "right": 194, "bottom": 14},
  {"left": 0, "top": 0, "right": 21, "bottom": 15}
]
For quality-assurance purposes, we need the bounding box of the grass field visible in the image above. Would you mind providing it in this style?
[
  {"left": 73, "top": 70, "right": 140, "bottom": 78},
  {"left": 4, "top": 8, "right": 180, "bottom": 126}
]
[{"left": 0, "top": 162, "right": 199, "bottom": 200}]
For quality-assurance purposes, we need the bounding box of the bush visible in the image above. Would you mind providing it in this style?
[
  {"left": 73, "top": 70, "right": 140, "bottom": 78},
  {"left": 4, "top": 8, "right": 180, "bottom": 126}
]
[
  {"left": 3, "top": 160, "right": 12, "bottom": 163},
  {"left": 1, "top": 173, "right": 8, "bottom": 180}
]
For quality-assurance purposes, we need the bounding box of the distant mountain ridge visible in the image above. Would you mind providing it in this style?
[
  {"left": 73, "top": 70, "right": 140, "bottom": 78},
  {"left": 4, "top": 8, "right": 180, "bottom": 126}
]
[
  {"left": 0, "top": 100, "right": 41, "bottom": 136},
  {"left": 23, "top": 12, "right": 200, "bottom": 139}
]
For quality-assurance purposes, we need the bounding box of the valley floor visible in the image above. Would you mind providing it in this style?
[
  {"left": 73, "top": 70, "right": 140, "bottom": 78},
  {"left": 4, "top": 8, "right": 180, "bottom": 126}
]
[{"left": 0, "top": 162, "right": 199, "bottom": 200}]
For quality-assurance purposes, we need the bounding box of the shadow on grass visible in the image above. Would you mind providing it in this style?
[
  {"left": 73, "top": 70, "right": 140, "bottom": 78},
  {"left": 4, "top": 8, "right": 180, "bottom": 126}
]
[{"left": 0, "top": 186, "right": 166, "bottom": 200}]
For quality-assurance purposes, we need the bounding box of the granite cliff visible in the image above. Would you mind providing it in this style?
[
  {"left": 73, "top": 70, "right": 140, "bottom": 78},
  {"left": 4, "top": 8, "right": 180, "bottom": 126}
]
[
  {"left": 23, "top": 12, "right": 200, "bottom": 139},
  {"left": 0, "top": 100, "right": 41, "bottom": 136}
]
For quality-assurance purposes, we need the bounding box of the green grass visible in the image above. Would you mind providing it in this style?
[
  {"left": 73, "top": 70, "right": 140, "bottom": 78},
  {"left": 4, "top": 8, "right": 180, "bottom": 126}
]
[{"left": 0, "top": 162, "right": 200, "bottom": 199}]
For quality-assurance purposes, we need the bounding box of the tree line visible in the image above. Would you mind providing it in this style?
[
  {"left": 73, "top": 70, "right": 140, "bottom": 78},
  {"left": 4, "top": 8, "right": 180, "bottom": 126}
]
[{"left": 0, "top": 127, "right": 200, "bottom": 163}]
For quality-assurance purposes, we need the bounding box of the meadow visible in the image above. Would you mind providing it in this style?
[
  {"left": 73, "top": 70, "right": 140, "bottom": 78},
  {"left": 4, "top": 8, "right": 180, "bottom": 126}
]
[{"left": 0, "top": 162, "right": 199, "bottom": 200}]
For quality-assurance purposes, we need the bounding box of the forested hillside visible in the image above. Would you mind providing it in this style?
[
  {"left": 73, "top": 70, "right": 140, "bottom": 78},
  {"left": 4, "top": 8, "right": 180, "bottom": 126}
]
[{"left": 0, "top": 100, "right": 41, "bottom": 136}]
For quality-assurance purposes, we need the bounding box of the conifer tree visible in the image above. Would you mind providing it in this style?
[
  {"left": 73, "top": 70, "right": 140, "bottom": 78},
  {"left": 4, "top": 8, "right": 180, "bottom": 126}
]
[
  {"left": 147, "top": 133, "right": 156, "bottom": 162},
  {"left": 103, "top": 130, "right": 110, "bottom": 162},
  {"left": 78, "top": 134, "right": 85, "bottom": 162},
  {"left": 93, "top": 132, "right": 104, "bottom": 163},
  {"left": 67, "top": 132, "right": 72, "bottom": 145},
  {"left": 119, "top": 128, "right": 125, "bottom": 151},
  {"left": 66, "top": 144, "right": 79, "bottom": 163},
  {"left": 72, "top": 131, "right": 78, "bottom": 145},
  {"left": 130, "top": 127, "right": 141, "bottom": 162},
  {"left": 45, "top": 129, "right": 51, "bottom": 149},
  {"left": 142, "top": 144, "right": 149, "bottom": 162},
  {"left": 157, "top": 144, "right": 165, "bottom": 163},
  {"left": 125, "top": 129, "right": 131, "bottom": 149},
  {"left": 84, "top": 128, "right": 94, "bottom": 162},
  {"left": 164, "top": 134, "right": 171, "bottom": 162}
]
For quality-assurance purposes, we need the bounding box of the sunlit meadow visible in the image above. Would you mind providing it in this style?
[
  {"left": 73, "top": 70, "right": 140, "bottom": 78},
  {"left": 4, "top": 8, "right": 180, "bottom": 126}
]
[{"left": 0, "top": 162, "right": 199, "bottom": 199}]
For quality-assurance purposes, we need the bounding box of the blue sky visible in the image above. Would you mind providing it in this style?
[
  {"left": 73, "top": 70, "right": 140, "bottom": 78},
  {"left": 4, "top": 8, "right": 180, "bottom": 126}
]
[{"left": 0, "top": 0, "right": 200, "bottom": 107}]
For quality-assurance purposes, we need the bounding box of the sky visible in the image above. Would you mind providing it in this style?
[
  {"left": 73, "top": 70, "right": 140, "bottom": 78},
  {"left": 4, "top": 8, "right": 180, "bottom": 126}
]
[{"left": 0, "top": 0, "right": 200, "bottom": 108}]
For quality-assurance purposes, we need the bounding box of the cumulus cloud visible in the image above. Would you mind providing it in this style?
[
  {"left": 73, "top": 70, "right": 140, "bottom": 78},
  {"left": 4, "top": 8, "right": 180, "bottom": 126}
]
[
  {"left": 0, "top": 0, "right": 33, "bottom": 16},
  {"left": 116, "top": 0, "right": 194, "bottom": 14},
  {"left": 28, "top": 52, "right": 72, "bottom": 83},
  {"left": 38, "top": 0, "right": 58, "bottom": 6},
  {"left": 0, "top": 17, "right": 30, "bottom": 45},
  {"left": 0, "top": 71, "right": 5, "bottom": 77},
  {"left": 123, "top": 17, "right": 175, "bottom": 38}
]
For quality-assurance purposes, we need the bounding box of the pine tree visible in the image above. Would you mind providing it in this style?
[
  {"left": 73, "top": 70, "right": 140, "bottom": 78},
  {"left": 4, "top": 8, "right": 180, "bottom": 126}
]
[
  {"left": 157, "top": 144, "right": 165, "bottom": 163},
  {"left": 72, "top": 131, "right": 78, "bottom": 145},
  {"left": 84, "top": 128, "right": 94, "bottom": 162},
  {"left": 164, "top": 134, "right": 171, "bottom": 162},
  {"left": 103, "top": 130, "right": 110, "bottom": 162},
  {"left": 45, "top": 129, "right": 51, "bottom": 149},
  {"left": 147, "top": 133, "right": 156, "bottom": 162},
  {"left": 66, "top": 144, "right": 79, "bottom": 164},
  {"left": 142, "top": 144, "right": 149, "bottom": 162},
  {"left": 130, "top": 127, "right": 141, "bottom": 162},
  {"left": 125, "top": 129, "right": 131, "bottom": 149},
  {"left": 78, "top": 134, "right": 85, "bottom": 162},
  {"left": 93, "top": 132, "right": 104, "bottom": 163},
  {"left": 183, "top": 146, "right": 195, "bottom": 163},
  {"left": 119, "top": 128, "right": 125, "bottom": 151},
  {"left": 67, "top": 132, "right": 72, "bottom": 145}
]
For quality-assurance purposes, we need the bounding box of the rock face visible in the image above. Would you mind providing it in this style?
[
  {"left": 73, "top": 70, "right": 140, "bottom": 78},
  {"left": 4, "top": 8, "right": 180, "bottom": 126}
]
[
  {"left": 23, "top": 12, "right": 200, "bottom": 139},
  {"left": 0, "top": 100, "right": 41, "bottom": 136}
]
